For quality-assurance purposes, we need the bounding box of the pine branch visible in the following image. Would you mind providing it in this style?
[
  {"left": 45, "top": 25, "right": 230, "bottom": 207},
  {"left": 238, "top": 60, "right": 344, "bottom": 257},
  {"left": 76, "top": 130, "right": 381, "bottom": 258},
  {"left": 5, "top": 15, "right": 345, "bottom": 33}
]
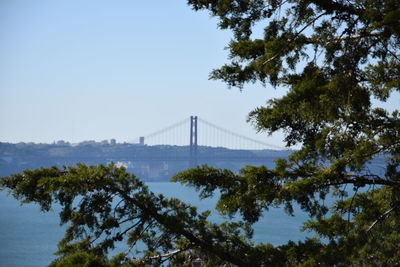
[
  {"left": 149, "top": 248, "right": 186, "bottom": 260},
  {"left": 366, "top": 206, "right": 396, "bottom": 232},
  {"left": 308, "top": 0, "right": 363, "bottom": 15},
  {"left": 115, "top": 188, "right": 250, "bottom": 267}
]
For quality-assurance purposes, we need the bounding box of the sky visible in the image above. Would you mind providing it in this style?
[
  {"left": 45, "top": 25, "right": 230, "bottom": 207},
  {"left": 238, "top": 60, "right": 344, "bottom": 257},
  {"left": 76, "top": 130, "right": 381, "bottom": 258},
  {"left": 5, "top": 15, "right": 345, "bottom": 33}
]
[
  {"left": 1, "top": 1, "right": 397, "bottom": 149},
  {"left": 0, "top": 0, "right": 288, "bottom": 148}
]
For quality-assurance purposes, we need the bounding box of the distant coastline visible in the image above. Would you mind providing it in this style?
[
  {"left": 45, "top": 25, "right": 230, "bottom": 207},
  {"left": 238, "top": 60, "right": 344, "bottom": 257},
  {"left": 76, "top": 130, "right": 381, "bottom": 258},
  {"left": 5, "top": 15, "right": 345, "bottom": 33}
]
[{"left": 0, "top": 141, "right": 290, "bottom": 182}]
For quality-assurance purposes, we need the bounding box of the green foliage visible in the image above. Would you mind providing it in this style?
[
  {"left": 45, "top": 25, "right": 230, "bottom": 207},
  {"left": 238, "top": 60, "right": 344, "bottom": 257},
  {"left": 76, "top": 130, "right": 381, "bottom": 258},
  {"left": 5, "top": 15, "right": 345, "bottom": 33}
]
[
  {"left": 185, "top": 0, "right": 400, "bottom": 264},
  {"left": 48, "top": 251, "right": 110, "bottom": 267},
  {"left": 1, "top": 0, "right": 400, "bottom": 265},
  {"left": 1, "top": 164, "right": 256, "bottom": 266}
]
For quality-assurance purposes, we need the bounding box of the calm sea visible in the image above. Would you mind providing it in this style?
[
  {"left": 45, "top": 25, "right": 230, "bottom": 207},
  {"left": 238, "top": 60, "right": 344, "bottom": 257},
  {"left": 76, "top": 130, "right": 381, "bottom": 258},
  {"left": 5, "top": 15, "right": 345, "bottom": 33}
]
[{"left": 0, "top": 182, "right": 310, "bottom": 267}]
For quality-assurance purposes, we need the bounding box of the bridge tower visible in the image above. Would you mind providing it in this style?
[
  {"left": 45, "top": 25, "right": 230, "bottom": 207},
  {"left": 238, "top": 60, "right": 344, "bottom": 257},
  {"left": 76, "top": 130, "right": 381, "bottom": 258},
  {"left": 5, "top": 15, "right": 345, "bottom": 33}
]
[{"left": 189, "top": 116, "right": 198, "bottom": 168}]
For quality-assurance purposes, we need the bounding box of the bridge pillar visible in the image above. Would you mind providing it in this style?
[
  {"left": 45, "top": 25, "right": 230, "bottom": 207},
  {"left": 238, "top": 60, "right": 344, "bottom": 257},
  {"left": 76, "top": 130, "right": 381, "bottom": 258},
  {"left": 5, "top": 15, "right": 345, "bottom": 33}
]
[{"left": 189, "top": 116, "right": 198, "bottom": 168}]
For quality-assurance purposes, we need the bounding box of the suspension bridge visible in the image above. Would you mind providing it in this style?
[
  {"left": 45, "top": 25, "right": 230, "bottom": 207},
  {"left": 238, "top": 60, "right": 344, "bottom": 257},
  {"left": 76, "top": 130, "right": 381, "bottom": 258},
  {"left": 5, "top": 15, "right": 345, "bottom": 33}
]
[{"left": 130, "top": 116, "right": 286, "bottom": 169}]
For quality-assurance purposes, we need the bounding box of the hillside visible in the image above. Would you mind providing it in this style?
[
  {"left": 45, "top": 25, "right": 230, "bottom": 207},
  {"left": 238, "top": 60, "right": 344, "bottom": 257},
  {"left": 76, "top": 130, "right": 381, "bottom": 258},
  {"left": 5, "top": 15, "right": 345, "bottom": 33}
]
[{"left": 0, "top": 141, "right": 290, "bottom": 181}]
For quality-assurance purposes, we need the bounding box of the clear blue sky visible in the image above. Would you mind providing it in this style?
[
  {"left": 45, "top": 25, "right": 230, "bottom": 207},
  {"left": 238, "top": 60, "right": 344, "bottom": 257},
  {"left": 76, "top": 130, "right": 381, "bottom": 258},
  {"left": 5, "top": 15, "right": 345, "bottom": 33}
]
[
  {"left": 1, "top": 1, "right": 396, "bottom": 148},
  {"left": 0, "top": 0, "right": 287, "bottom": 147}
]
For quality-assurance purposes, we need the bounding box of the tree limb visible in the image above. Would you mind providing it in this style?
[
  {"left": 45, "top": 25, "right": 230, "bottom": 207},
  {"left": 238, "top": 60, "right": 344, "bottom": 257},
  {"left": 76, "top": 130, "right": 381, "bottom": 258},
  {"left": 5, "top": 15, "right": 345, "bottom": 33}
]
[
  {"left": 149, "top": 248, "right": 186, "bottom": 260},
  {"left": 308, "top": 0, "right": 363, "bottom": 15},
  {"left": 366, "top": 206, "right": 396, "bottom": 232},
  {"left": 115, "top": 188, "right": 249, "bottom": 267}
]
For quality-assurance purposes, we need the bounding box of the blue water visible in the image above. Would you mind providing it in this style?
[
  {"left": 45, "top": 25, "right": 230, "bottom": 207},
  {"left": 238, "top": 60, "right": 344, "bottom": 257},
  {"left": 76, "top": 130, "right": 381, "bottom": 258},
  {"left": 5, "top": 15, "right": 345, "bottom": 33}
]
[{"left": 0, "top": 182, "right": 310, "bottom": 267}]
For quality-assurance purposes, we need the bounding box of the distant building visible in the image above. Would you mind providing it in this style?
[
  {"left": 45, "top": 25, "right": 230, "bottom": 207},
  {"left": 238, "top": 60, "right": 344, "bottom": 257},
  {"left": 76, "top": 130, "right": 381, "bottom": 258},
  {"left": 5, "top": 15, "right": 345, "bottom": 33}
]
[
  {"left": 79, "top": 140, "right": 97, "bottom": 146},
  {"left": 56, "top": 140, "right": 69, "bottom": 146}
]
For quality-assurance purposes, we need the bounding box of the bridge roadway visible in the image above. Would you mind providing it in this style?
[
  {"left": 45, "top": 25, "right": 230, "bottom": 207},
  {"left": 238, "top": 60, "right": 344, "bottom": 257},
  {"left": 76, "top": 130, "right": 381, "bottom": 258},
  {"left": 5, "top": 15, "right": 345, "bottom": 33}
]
[
  {"left": 78, "top": 155, "right": 280, "bottom": 163},
  {"left": 44, "top": 155, "right": 281, "bottom": 163}
]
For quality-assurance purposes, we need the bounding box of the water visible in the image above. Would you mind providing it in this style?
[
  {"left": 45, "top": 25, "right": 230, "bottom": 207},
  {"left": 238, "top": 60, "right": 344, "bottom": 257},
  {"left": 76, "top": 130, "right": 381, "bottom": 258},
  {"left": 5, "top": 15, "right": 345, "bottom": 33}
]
[{"left": 0, "top": 182, "right": 310, "bottom": 267}]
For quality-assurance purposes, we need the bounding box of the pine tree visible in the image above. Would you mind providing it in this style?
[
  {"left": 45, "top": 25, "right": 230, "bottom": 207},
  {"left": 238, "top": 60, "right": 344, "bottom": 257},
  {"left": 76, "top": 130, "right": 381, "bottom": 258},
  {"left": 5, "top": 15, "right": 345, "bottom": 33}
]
[{"left": 1, "top": 1, "right": 400, "bottom": 265}]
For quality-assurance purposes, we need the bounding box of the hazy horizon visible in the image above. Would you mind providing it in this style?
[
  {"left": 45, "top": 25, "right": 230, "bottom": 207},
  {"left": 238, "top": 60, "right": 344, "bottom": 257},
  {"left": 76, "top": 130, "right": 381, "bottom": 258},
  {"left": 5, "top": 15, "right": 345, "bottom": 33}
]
[{"left": 1, "top": 1, "right": 398, "bottom": 148}]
